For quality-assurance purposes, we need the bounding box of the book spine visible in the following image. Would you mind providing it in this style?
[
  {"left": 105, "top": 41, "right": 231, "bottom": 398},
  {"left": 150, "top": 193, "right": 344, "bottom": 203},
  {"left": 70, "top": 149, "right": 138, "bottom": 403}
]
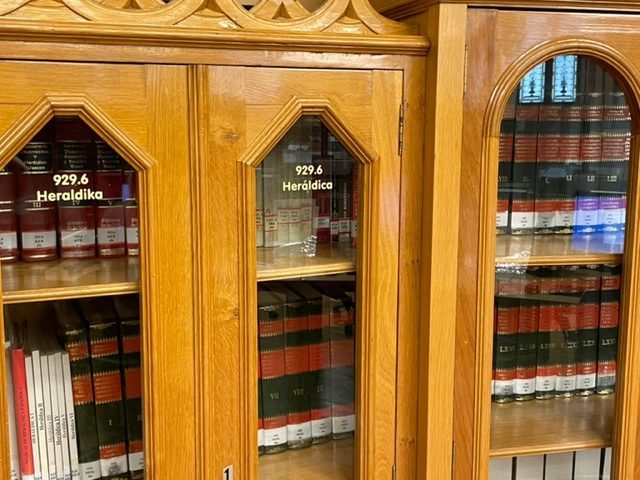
[
  {"left": 536, "top": 267, "right": 560, "bottom": 399},
  {"left": 256, "top": 166, "right": 264, "bottom": 248},
  {"left": 7, "top": 342, "right": 21, "bottom": 480},
  {"left": 534, "top": 104, "right": 562, "bottom": 234},
  {"left": 52, "top": 354, "right": 71, "bottom": 480},
  {"left": 329, "top": 297, "right": 355, "bottom": 438},
  {"left": 40, "top": 356, "right": 56, "bottom": 480},
  {"left": 497, "top": 94, "right": 516, "bottom": 234},
  {"left": 577, "top": 265, "right": 600, "bottom": 395},
  {"left": 118, "top": 319, "right": 143, "bottom": 475},
  {"left": 338, "top": 170, "right": 352, "bottom": 244},
  {"left": 31, "top": 350, "right": 49, "bottom": 480},
  {"left": 56, "top": 134, "right": 96, "bottom": 260},
  {"left": 597, "top": 264, "right": 621, "bottom": 394},
  {"left": 16, "top": 140, "right": 57, "bottom": 261},
  {"left": 308, "top": 295, "right": 332, "bottom": 444},
  {"left": 257, "top": 358, "right": 265, "bottom": 455},
  {"left": 284, "top": 301, "right": 312, "bottom": 449},
  {"left": 554, "top": 267, "right": 580, "bottom": 397},
  {"left": 48, "top": 354, "right": 64, "bottom": 480},
  {"left": 493, "top": 295, "right": 518, "bottom": 403},
  {"left": 262, "top": 159, "right": 279, "bottom": 248},
  {"left": 94, "top": 141, "right": 125, "bottom": 258},
  {"left": 88, "top": 322, "right": 128, "bottom": 477},
  {"left": 63, "top": 325, "right": 101, "bottom": 480},
  {"left": 312, "top": 156, "right": 331, "bottom": 244},
  {"left": 61, "top": 352, "right": 81, "bottom": 479},
  {"left": 122, "top": 168, "right": 138, "bottom": 257},
  {"left": 0, "top": 169, "right": 19, "bottom": 262},
  {"left": 509, "top": 102, "right": 538, "bottom": 234},
  {"left": 12, "top": 348, "right": 36, "bottom": 480},
  {"left": 25, "top": 355, "right": 42, "bottom": 480},
  {"left": 258, "top": 303, "right": 287, "bottom": 454},
  {"left": 514, "top": 296, "right": 538, "bottom": 401}
]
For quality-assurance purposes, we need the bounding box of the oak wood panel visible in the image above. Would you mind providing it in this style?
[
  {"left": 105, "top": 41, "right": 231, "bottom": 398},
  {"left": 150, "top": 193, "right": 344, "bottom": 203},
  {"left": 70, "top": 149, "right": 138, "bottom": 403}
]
[
  {"left": 417, "top": 4, "right": 467, "bottom": 480},
  {"left": 245, "top": 105, "right": 373, "bottom": 148},
  {"left": 490, "top": 395, "right": 614, "bottom": 457},
  {"left": 200, "top": 65, "right": 245, "bottom": 480},
  {"left": 0, "top": 104, "right": 30, "bottom": 136},
  {"left": 0, "top": 62, "right": 148, "bottom": 149},
  {"left": 244, "top": 69, "right": 373, "bottom": 106},
  {"left": 257, "top": 244, "right": 356, "bottom": 281},
  {"left": 457, "top": 9, "right": 640, "bottom": 480},
  {"left": 143, "top": 65, "right": 196, "bottom": 480},
  {"left": 259, "top": 438, "right": 354, "bottom": 480},
  {"left": 1, "top": 257, "right": 139, "bottom": 303},
  {"left": 495, "top": 235, "right": 623, "bottom": 266}
]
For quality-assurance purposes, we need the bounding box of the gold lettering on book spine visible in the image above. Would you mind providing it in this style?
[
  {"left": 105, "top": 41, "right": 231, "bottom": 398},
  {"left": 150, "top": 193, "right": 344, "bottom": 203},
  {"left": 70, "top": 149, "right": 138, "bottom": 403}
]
[{"left": 1, "top": 0, "right": 416, "bottom": 34}]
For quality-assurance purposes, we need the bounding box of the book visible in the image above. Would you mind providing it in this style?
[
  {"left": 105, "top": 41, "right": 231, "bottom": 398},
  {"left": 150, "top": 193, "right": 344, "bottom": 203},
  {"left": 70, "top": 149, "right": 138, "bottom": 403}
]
[
  {"left": 6, "top": 338, "right": 21, "bottom": 480},
  {"left": 12, "top": 346, "right": 36, "bottom": 480},
  {"left": 514, "top": 296, "right": 538, "bottom": 401},
  {"left": 47, "top": 349, "right": 65, "bottom": 480},
  {"left": 122, "top": 167, "right": 138, "bottom": 257},
  {"left": 94, "top": 141, "right": 125, "bottom": 258},
  {"left": 40, "top": 349, "right": 57, "bottom": 480},
  {"left": 257, "top": 290, "right": 288, "bottom": 454},
  {"left": 312, "top": 155, "right": 331, "bottom": 244},
  {"left": 15, "top": 129, "right": 58, "bottom": 262},
  {"left": 61, "top": 351, "right": 81, "bottom": 480},
  {"left": 554, "top": 267, "right": 580, "bottom": 398},
  {"left": 534, "top": 103, "right": 562, "bottom": 234},
  {"left": 56, "top": 302, "right": 101, "bottom": 480},
  {"left": 55, "top": 119, "right": 97, "bottom": 260},
  {"left": 114, "top": 295, "right": 144, "bottom": 478},
  {"left": 25, "top": 353, "right": 43, "bottom": 480},
  {"left": 256, "top": 166, "right": 264, "bottom": 248},
  {"left": 576, "top": 265, "right": 600, "bottom": 395},
  {"left": 535, "top": 268, "right": 559, "bottom": 399},
  {"left": 0, "top": 167, "right": 19, "bottom": 262},
  {"left": 79, "top": 299, "right": 129, "bottom": 478},
  {"left": 497, "top": 93, "right": 516, "bottom": 234},
  {"left": 329, "top": 294, "right": 355, "bottom": 438},
  {"left": 597, "top": 264, "right": 620, "bottom": 394}
]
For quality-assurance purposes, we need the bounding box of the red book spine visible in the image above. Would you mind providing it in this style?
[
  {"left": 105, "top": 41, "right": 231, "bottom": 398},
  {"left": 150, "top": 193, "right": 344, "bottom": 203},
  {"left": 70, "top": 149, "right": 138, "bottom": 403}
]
[
  {"left": 597, "top": 264, "right": 621, "bottom": 394},
  {"left": 95, "top": 141, "right": 125, "bottom": 258},
  {"left": 56, "top": 120, "right": 97, "bottom": 259},
  {"left": 534, "top": 104, "right": 562, "bottom": 234},
  {"left": 16, "top": 138, "right": 57, "bottom": 261},
  {"left": 555, "top": 266, "right": 580, "bottom": 397},
  {"left": 312, "top": 156, "right": 331, "bottom": 244},
  {"left": 11, "top": 348, "right": 35, "bottom": 479},
  {"left": 0, "top": 169, "right": 19, "bottom": 262},
  {"left": 308, "top": 297, "right": 332, "bottom": 443},
  {"left": 329, "top": 297, "right": 355, "bottom": 437},
  {"left": 577, "top": 265, "right": 600, "bottom": 395}
]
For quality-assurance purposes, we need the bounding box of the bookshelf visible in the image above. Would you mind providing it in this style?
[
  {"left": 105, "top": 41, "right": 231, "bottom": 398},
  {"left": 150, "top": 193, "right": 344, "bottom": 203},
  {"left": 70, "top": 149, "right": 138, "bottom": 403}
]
[
  {"left": 257, "top": 244, "right": 355, "bottom": 281},
  {"left": 490, "top": 394, "right": 614, "bottom": 457},
  {"left": 259, "top": 437, "right": 353, "bottom": 480},
  {"left": 2, "top": 257, "right": 139, "bottom": 303}
]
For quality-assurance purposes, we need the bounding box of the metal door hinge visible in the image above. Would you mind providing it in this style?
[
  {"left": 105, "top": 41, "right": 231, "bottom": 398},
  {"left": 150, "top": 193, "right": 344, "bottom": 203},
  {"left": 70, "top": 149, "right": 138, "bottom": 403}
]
[{"left": 398, "top": 103, "right": 404, "bottom": 156}]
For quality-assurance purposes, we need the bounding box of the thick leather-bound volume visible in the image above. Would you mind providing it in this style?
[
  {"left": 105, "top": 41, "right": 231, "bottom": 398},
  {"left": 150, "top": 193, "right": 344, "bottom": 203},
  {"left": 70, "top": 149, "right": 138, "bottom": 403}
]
[
  {"left": 312, "top": 155, "right": 332, "bottom": 244},
  {"left": 510, "top": 102, "right": 539, "bottom": 234},
  {"left": 554, "top": 266, "right": 581, "bottom": 397},
  {"left": 597, "top": 264, "right": 621, "bottom": 394},
  {"left": 535, "top": 268, "right": 559, "bottom": 399},
  {"left": 56, "top": 119, "right": 97, "bottom": 259},
  {"left": 329, "top": 294, "right": 355, "bottom": 438},
  {"left": 11, "top": 346, "right": 36, "bottom": 480},
  {"left": 576, "top": 265, "right": 600, "bottom": 396},
  {"left": 493, "top": 295, "right": 518, "bottom": 403},
  {"left": 514, "top": 270, "right": 540, "bottom": 401},
  {"left": 0, "top": 167, "right": 19, "bottom": 262},
  {"left": 15, "top": 129, "right": 58, "bottom": 262},
  {"left": 95, "top": 142, "right": 125, "bottom": 258},
  {"left": 258, "top": 291, "right": 288, "bottom": 454},
  {"left": 80, "top": 299, "right": 129, "bottom": 478},
  {"left": 534, "top": 103, "right": 562, "bottom": 234},
  {"left": 497, "top": 93, "right": 516, "bottom": 234},
  {"left": 114, "top": 296, "right": 143, "bottom": 479},
  {"left": 57, "top": 303, "right": 102, "bottom": 480}
]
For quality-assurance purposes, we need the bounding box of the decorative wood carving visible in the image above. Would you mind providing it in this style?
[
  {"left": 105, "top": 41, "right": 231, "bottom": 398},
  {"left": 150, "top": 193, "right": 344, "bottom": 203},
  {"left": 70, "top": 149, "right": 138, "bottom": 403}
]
[{"left": 1, "top": 0, "right": 417, "bottom": 35}]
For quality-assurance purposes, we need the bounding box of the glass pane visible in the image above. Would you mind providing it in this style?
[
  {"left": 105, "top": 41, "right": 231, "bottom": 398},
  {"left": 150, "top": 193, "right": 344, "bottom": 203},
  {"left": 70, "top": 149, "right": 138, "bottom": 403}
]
[
  {"left": 257, "top": 117, "right": 356, "bottom": 480},
  {"left": 3, "top": 117, "right": 144, "bottom": 480},
  {"left": 491, "top": 56, "right": 628, "bottom": 476}
]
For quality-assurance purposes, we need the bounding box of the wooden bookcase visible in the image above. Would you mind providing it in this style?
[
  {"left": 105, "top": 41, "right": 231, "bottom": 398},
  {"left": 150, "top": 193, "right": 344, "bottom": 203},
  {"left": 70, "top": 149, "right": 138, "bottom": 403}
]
[
  {"left": 374, "top": 1, "right": 640, "bottom": 479},
  {"left": 0, "top": 3, "right": 429, "bottom": 480}
]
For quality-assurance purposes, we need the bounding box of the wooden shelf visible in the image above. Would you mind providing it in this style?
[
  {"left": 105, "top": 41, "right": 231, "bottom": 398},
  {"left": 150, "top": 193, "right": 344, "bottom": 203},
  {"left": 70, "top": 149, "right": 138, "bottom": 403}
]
[
  {"left": 496, "top": 234, "right": 623, "bottom": 266},
  {"left": 1, "top": 257, "right": 140, "bottom": 304},
  {"left": 257, "top": 244, "right": 356, "bottom": 282},
  {"left": 490, "top": 394, "right": 614, "bottom": 458},
  {"left": 259, "top": 437, "right": 354, "bottom": 480}
]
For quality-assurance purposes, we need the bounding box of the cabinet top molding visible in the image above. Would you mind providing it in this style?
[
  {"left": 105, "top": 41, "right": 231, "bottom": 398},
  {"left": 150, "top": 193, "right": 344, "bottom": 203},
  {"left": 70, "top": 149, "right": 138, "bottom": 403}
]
[
  {"left": 0, "top": 0, "right": 428, "bottom": 54},
  {"left": 377, "top": 0, "right": 640, "bottom": 19}
]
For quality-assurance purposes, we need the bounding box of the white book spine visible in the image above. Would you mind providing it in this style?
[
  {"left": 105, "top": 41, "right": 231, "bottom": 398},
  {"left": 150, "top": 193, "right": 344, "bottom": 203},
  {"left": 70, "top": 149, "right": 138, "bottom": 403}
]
[
  {"left": 48, "top": 354, "right": 64, "bottom": 480},
  {"left": 488, "top": 457, "right": 512, "bottom": 480},
  {"left": 25, "top": 355, "right": 43, "bottom": 480},
  {"left": 574, "top": 449, "right": 602, "bottom": 479},
  {"left": 515, "top": 455, "right": 544, "bottom": 479},
  {"left": 40, "top": 356, "right": 56, "bottom": 480},
  {"left": 6, "top": 344, "right": 21, "bottom": 480},
  {"left": 61, "top": 353, "right": 80, "bottom": 480},
  {"left": 55, "top": 354, "right": 71, "bottom": 480},
  {"left": 544, "top": 452, "right": 574, "bottom": 480},
  {"left": 31, "top": 351, "right": 50, "bottom": 480}
]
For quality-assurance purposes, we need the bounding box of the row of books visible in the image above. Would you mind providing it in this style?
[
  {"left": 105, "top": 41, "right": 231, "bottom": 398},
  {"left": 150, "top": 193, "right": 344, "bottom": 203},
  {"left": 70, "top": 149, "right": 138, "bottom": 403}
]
[
  {"left": 497, "top": 58, "right": 631, "bottom": 235},
  {"left": 492, "top": 264, "right": 620, "bottom": 402},
  {"left": 256, "top": 118, "right": 358, "bottom": 252},
  {"left": 258, "top": 280, "right": 356, "bottom": 454},
  {"left": 0, "top": 118, "right": 138, "bottom": 263},
  {"left": 5, "top": 295, "right": 143, "bottom": 480}
]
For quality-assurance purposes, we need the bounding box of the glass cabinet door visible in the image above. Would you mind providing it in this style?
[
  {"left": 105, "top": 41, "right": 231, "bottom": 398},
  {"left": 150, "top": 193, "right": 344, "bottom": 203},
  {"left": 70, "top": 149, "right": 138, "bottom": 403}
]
[
  {"left": 0, "top": 61, "right": 195, "bottom": 480},
  {"left": 489, "top": 55, "right": 629, "bottom": 479}
]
